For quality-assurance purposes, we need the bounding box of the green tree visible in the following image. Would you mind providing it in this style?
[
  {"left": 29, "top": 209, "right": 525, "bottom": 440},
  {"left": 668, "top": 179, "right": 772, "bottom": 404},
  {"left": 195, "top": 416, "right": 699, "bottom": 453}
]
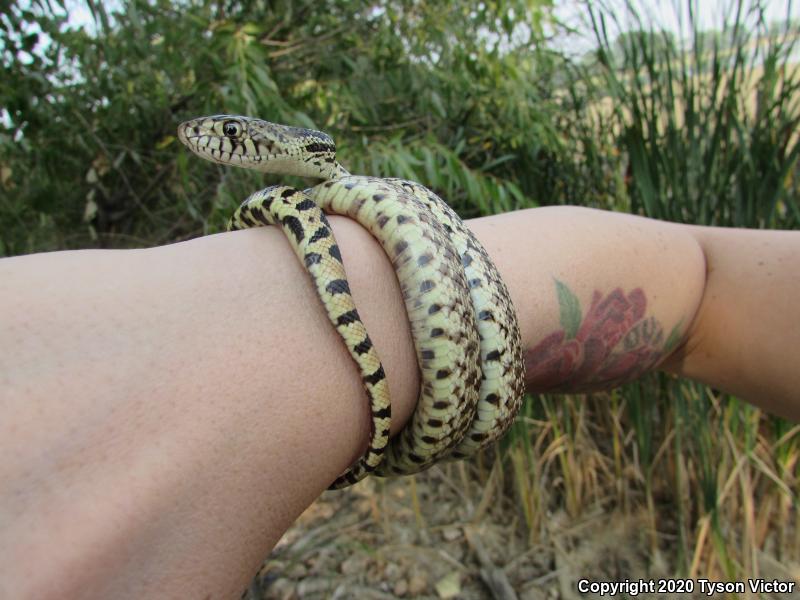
[{"left": 0, "top": 0, "right": 557, "bottom": 254}]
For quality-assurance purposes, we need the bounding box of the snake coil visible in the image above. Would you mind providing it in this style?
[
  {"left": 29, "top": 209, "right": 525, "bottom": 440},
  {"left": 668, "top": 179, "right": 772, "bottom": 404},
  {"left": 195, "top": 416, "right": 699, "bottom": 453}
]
[{"left": 178, "top": 115, "right": 525, "bottom": 488}]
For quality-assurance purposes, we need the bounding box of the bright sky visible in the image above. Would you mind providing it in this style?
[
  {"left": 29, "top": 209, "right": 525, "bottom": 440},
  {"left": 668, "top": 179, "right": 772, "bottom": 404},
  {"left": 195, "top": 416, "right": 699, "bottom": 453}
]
[
  {"left": 24, "top": 0, "right": 800, "bottom": 60},
  {"left": 554, "top": 0, "right": 799, "bottom": 52},
  {"left": 60, "top": 0, "right": 798, "bottom": 37}
]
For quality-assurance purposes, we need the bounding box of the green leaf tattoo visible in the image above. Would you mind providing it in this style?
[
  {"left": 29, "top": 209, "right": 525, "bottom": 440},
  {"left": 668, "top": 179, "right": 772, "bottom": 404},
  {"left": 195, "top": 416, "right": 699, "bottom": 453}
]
[
  {"left": 663, "top": 319, "right": 685, "bottom": 354},
  {"left": 526, "top": 282, "right": 689, "bottom": 393},
  {"left": 555, "top": 278, "right": 582, "bottom": 339}
]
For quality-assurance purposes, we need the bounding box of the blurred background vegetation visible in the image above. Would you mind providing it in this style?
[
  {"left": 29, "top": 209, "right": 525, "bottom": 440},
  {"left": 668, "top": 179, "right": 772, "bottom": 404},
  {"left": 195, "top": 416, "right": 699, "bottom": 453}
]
[{"left": 2, "top": 0, "right": 799, "bottom": 595}]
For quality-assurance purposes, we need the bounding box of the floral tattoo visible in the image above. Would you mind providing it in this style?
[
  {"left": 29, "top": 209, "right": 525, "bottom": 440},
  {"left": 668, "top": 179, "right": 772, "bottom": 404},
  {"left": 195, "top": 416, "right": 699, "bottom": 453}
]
[{"left": 524, "top": 280, "right": 683, "bottom": 393}]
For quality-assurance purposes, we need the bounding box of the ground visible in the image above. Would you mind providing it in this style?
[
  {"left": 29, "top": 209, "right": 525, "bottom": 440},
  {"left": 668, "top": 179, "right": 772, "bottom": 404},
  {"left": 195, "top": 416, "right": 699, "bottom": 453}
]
[{"left": 241, "top": 459, "right": 796, "bottom": 600}]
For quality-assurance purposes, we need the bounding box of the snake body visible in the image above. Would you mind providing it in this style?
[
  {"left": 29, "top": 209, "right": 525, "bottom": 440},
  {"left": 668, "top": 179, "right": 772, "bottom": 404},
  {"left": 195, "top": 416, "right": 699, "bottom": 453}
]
[{"left": 177, "top": 115, "right": 524, "bottom": 487}]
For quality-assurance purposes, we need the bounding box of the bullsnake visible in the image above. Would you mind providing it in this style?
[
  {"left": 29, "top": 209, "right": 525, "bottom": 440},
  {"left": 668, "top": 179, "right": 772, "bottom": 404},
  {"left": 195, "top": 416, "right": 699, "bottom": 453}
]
[{"left": 177, "top": 115, "right": 524, "bottom": 488}]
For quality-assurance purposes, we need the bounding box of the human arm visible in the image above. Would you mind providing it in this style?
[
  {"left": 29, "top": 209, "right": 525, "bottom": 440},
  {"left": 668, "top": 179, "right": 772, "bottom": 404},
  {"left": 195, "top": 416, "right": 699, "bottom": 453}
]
[
  {"left": 475, "top": 208, "right": 800, "bottom": 419},
  {"left": 659, "top": 225, "right": 800, "bottom": 419},
  {"left": 0, "top": 219, "right": 419, "bottom": 599},
  {"left": 0, "top": 205, "right": 797, "bottom": 599}
]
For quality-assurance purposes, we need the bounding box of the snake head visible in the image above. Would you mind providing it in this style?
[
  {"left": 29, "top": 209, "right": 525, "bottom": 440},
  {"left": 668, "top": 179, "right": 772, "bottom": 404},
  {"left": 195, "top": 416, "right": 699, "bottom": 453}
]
[{"left": 177, "top": 114, "right": 347, "bottom": 180}]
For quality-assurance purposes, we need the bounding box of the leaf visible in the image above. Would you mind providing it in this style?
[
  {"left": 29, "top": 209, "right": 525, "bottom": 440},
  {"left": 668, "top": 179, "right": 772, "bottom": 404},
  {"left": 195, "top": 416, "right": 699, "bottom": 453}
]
[
  {"left": 434, "top": 571, "right": 461, "bottom": 599},
  {"left": 555, "top": 278, "right": 582, "bottom": 339},
  {"left": 663, "top": 319, "right": 684, "bottom": 354},
  {"left": 156, "top": 135, "right": 175, "bottom": 150},
  {"left": 83, "top": 191, "right": 98, "bottom": 222},
  {"left": 1, "top": 165, "right": 13, "bottom": 189},
  {"left": 429, "top": 90, "right": 446, "bottom": 118}
]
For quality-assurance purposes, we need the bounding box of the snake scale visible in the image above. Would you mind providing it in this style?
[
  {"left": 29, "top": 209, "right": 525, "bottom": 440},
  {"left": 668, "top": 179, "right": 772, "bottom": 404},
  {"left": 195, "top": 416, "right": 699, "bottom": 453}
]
[{"left": 177, "top": 115, "right": 525, "bottom": 489}]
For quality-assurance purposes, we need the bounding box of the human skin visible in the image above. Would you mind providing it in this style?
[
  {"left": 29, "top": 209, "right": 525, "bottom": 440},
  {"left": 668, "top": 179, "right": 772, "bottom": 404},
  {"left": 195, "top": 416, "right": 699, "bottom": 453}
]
[{"left": 0, "top": 206, "right": 798, "bottom": 599}]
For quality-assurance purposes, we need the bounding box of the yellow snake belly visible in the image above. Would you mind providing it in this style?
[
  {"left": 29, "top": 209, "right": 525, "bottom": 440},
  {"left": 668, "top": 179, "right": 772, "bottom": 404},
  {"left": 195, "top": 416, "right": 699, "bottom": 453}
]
[
  {"left": 308, "top": 176, "right": 483, "bottom": 474},
  {"left": 309, "top": 176, "right": 524, "bottom": 474},
  {"left": 382, "top": 179, "right": 525, "bottom": 459},
  {"left": 227, "top": 185, "right": 391, "bottom": 488}
]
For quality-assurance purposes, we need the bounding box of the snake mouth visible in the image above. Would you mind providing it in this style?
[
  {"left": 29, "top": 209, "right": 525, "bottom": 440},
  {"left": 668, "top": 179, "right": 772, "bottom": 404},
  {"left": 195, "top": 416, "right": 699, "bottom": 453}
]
[
  {"left": 177, "top": 116, "right": 348, "bottom": 178},
  {"left": 176, "top": 122, "right": 189, "bottom": 145},
  {"left": 176, "top": 119, "right": 208, "bottom": 148},
  {"left": 177, "top": 122, "right": 259, "bottom": 168}
]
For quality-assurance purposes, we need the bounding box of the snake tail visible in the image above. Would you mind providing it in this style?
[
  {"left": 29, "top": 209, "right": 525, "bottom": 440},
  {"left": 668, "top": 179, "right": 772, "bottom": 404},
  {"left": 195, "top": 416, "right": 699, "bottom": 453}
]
[{"left": 229, "top": 185, "right": 392, "bottom": 488}]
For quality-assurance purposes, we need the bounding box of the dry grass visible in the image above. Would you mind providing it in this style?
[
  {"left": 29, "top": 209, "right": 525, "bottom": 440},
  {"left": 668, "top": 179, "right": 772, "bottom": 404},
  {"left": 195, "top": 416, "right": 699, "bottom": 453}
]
[{"left": 248, "top": 386, "right": 799, "bottom": 599}]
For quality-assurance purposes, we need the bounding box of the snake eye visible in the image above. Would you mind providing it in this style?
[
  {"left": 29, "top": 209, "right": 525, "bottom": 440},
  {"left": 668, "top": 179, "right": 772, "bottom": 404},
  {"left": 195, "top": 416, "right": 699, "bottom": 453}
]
[{"left": 223, "top": 121, "right": 241, "bottom": 137}]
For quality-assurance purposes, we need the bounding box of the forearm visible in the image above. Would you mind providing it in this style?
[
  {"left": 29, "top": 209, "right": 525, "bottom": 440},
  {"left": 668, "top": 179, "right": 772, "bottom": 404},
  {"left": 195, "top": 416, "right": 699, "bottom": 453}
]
[
  {"left": 469, "top": 207, "right": 705, "bottom": 393},
  {"left": 0, "top": 220, "right": 418, "bottom": 599},
  {"left": 0, "top": 206, "right": 710, "bottom": 598},
  {"left": 662, "top": 225, "right": 800, "bottom": 419},
  {"left": 483, "top": 210, "right": 800, "bottom": 417}
]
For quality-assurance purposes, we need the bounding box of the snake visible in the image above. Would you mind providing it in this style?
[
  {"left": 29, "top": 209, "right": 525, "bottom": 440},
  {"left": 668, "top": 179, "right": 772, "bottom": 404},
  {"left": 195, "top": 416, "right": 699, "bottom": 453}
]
[{"left": 177, "top": 115, "right": 525, "bottom": 489}]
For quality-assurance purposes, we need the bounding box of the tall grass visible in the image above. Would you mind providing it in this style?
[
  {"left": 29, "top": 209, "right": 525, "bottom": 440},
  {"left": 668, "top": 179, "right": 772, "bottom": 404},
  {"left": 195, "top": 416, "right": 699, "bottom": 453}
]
[
  {"left": 573, "top": 0, "right": 800, "bottom": 228},
  {"left": 478, "top": 1, "right": 796, "bottom": 224},
  {"left": 497, "top": 383, "right": 799, "bottom": 580},
  {"left": 494, "top": 0, "right": 800, "bottom": 582}
]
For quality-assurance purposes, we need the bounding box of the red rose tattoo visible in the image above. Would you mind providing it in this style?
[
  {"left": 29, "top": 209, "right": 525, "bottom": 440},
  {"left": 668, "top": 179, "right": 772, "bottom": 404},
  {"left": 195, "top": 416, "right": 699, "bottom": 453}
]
[{"left": 525, "top": 281, "right": 683, "bottom": 392}]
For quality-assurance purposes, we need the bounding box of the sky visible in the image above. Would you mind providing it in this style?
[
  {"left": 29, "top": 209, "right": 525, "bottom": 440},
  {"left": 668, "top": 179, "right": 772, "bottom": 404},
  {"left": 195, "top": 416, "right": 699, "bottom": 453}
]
[
  {"left": 22, "top": 0, "right": 800, "bottom": 62},
  {"left": 59, "top": 0, "right": 799, "bottom": 37},
  {"left": 554, "top": 0, "right": 799, "bottom": 53},
  {"left": 557, "top": 0, "right": 797, "bottom": 32}
]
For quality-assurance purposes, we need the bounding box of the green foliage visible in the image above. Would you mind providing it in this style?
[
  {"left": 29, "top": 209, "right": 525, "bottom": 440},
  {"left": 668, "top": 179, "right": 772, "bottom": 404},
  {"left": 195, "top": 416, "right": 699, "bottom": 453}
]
[
  {"left": 2, "top": 0, "right": 797, "bottom": 247},
  {"left": 582, "top": 0, "right": 800, "bottom": 227},
  {"left": 1, "top": 0, "right": 556, "bottom": 254}
]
